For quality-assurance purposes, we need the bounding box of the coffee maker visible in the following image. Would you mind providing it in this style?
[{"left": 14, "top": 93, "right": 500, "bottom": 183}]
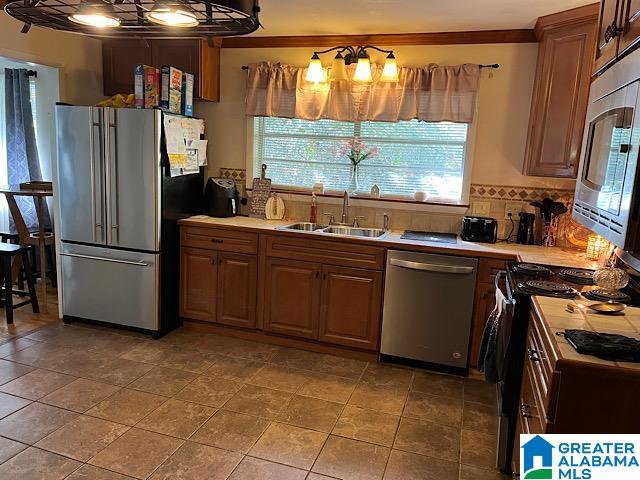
[
  {"left": 517, "top": 212, "right": 536, "bottom": 244},
  {"left": 203, "top": 178, "right": 240, "bottom": 217}
]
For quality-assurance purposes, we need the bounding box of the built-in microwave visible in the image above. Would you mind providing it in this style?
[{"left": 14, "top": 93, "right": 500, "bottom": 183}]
[{"left": 573, "top": 47, "right": 640, "bottom": 253}]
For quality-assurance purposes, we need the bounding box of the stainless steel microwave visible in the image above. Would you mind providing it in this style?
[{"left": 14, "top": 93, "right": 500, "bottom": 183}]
[{"left": 573, "top": 48, "right": 640, "bottom": 252}]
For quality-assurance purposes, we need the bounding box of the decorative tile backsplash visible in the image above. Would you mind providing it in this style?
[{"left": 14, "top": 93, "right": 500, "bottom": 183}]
[{"left": 469, "top": 184, "right": 573, "bottom": 202}]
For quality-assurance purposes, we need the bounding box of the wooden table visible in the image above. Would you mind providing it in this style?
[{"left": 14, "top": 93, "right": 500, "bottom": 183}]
[{"left": 0, "top": 184, "right": 53, "bottom": 312}]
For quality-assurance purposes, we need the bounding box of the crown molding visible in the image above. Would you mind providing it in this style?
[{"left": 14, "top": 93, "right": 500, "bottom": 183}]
[{"left": 534, "top": 3, "right": 600, "bottom": 40}]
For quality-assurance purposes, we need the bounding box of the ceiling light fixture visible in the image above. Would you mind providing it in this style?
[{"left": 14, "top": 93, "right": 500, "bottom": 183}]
[
  {"left": 146, "top": 1, "right": 199, "bottom": 27},
  {"left": 306, "top": 45, "right": 400, "bottom": 83},
  {"left": 69, "top": 0, "right": 120, "bottom": 28}
]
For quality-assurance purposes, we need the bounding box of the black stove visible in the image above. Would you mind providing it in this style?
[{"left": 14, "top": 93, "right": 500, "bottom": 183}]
[
  {"left": 558, "top": 268, "right": 597, "bottom": 284},
  {"left": 516, "top": 279, "right": 578, "bottom": 298},
  {"left": 582, "top": 288, "right": 632, "bottom": 303}
]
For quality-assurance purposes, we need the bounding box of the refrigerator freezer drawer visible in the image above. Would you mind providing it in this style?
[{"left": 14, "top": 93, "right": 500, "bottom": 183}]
[{"left": 60, "top": 243, "right": 160, "bottom": 331}]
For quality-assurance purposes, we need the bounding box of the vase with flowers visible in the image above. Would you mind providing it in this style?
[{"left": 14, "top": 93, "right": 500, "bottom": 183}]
[{"left": 340, "top": 138, "right": 379, "bottom": 194}]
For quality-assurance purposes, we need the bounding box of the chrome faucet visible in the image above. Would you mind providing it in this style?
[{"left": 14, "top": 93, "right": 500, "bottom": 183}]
[
  {"left": 341, "top": 191, "right": 349, "bottom": 225},
  {"left": 383, "top": 213, "right": 390, "bottom": 230}
]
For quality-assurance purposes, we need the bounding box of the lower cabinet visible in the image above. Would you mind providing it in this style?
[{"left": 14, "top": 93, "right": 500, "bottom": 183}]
[
  {"left": 179, "top": 247, "right": 257, "bottom": 328},
  {"left": 180, "top": 247, "right": 217, "bottom": 321},
  {"left": 319, "top": 265, "right": 382, "bottom": 350}
]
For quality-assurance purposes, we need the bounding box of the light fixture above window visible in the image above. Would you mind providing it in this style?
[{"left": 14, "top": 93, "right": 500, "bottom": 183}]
[{"left": 305, "top": 45, "right": 400, "bottom": 83}]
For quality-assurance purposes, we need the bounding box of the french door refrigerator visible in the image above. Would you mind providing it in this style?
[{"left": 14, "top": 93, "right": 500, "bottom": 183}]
[{"left": 55, "top": 105, "right": 203, "bottom": 336}]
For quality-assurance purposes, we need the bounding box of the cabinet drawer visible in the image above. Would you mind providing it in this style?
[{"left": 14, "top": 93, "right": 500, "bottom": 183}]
[
  {"left": 477, "top": 258, "right": 506, "bottom": 284},
  {"left": 521, "top": 358, "right": 546, "bottom": 435},
  {"left": 181, "top": 226, "right": 258, "bottom": 254},
  {"left": 265, "top": 235, "right": 385, "bottom": 270},
  {"left": 528, "top": 312, "right": 554, "bottom": 393}
]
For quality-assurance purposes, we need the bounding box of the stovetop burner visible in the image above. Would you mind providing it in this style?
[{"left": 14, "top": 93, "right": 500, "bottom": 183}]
[
  {"left": 582, "top": 288, "right": 632, "bottom": 303},
  {"left": 512, "top": 263, "right": 552, "bottom": 276},
  {"left": 558, "top": 268, "right": 595, "bottom": 285},
  {"left": 517, "top": 280, "right": 578, "bottom": 298}
]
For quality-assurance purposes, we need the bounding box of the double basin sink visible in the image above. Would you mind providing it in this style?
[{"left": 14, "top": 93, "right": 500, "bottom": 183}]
[{"left": 277, "top": 222, "right": 388, "bottom": 238}]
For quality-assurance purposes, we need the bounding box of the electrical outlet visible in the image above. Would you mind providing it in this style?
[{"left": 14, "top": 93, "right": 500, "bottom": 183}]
[
  {"left": 471, "top": 201, "right": 491, "bottom": 217},
  {"left": 504, "top": 203, "right": 523, "bottom": 220}
]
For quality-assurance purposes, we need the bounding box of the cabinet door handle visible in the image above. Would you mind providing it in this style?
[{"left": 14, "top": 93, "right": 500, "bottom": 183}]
[
  {"left": 210, "top": 238, "right": 224, "bottom": 244},
  {"left": 315, "top": 271, "right": 320, "bottom": 278},
  {"left": 520, "top": 403, "right": 532, "bottom": 418},
  {"left": 527, "top": 348, "right": 541, "bottom": 362}
]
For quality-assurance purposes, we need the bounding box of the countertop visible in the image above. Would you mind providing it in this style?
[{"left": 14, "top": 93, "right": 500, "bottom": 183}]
[
  {"left": 179, "top": 215, "right": 597, "bottom": 269},
  {"left": 533, "top": 296, "right": 640, "bottom": 370}
]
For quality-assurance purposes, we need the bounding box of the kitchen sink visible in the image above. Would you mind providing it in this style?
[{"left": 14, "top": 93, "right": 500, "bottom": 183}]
[
  {"left": 322, "top": 226, "right": 388, "bottom": 238},
  {"left": 277, "top": 222, "right": 326, "bottom": 231}
]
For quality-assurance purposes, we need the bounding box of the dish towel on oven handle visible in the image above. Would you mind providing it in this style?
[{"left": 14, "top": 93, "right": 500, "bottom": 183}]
[{"left": 478, "top": 288, "right": 508, "bottom": 383}]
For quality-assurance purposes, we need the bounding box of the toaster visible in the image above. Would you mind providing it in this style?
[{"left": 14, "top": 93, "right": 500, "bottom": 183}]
[
  {"left": 203, "top": 177, "right": 240, "bottom": 217},
  {"left": 461, "top": 216, "right": 498, "bottom": 243}
]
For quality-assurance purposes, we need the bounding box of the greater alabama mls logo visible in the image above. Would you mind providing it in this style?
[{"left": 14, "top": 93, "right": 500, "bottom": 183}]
[{"left": 520, "top": 434, "right": 640, "bottom": 480}]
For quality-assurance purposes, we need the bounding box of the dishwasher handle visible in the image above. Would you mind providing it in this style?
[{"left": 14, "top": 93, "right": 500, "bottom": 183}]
[
  {"left": 389, "top": 258, "right": 475, "bottom": 274},
  {"left": 61, "top": 252, "right": 149, "bottom": 267}
]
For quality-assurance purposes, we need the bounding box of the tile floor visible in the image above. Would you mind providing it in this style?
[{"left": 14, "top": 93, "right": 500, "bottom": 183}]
[{"left": 0, "top": 320, "right": 509, "bottom": 479}]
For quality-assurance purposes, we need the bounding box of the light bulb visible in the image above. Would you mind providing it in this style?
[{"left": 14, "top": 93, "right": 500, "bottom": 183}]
[
  {"left": 330, "top": 52, "right": 347, "bottom": 81},
  {"left": 305, "top": 53, "right": 325, "bottom": 83},
  {"left": 69, "top": 2, "right": 120, "bottom": 27},
  {"left": 380, "top": 53, "right": 399, "bottom": 82},
  {"left": 353, "top": 55, "right": 372, "bottom": 82},
  {"left": 147, "top": 2, "right": 198, "bottom": 27}
]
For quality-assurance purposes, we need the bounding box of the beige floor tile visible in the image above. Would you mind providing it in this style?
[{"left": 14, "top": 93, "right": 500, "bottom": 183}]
[
  {"left": 312, "top": 435, "right": 390, "bottom": 480},
  {"left": 249, "top": 422, "right": 327, "bottom": 470},
  {"left": 128, "top": 367, "right": 197, "bottom": 396},
  {"left": 86, "top": 388, "right": 167, "bottom": 426},
  {"left": 191, "top": 409, "right": 270, "bottom": 453},
  {"left": 5, "top": 343, "right": 73, "bottom": 370},
  {"left": 0, "top": 402, "right": 78, "bottom": 444},
  {"left": 332, "top": 405, "right": 399, "bottom": 446},
  {"left": 66, "top": 464, "right": 136, "bottom": 480},
  {"left": 40, "top": 378, "right": 120, "bottom": 413},
  {"left": 348, "top": 383, "right": 407, "bottom": 415},
  {"left": 89, "top": 428, "right": 183, "bottom": 479},
  {"left": 36, "top": 415, "right": 129, "bottom": 461},
  {"left": 0, "top": 447, "right": 81, "bottom": 480},
  {"left": 206, "top": 356, "right": 265, "bottom": 381},
  {"left": 383, "top": 449, "right": 458, "bottom": 480},
  {"left": 223, "top": 384, "right": 292, "bottom": 419},
  {"left": 137, "top": 399, "right": 215, "bottom": 439},
  {"left": 459, "top": 464, "right": 510, "bottom": 480},
  {"left": 174, "top": 375, "right": 242, "bottom": 408},
  {"left": 394, "top": 417, "right": 460, "bottom": 462},
  {"left": 411, "top": 371, "right": 463, "bottom": 399},
  {"left": 0, "top": 391, "right": 31, "bottom": 419},
  {"left": 0, "top": 358, "right": 34, "bottom": 385},
  {"left": 403, "top": 390, "right": 462, "bottom": 427},
  {"left": 360, "top": 363, "right": 413, "bottom": 389},
  {"left": 314, "top": 355, "right": 367, "bottom": 379},
  {"left": 462, "top": 401, "right": 499, "bottom": 434},
  {"left": 460, "top": 429, "right": 497, "bottom": 470},
  {"left": 249, "top": 364, "right": 313, "bottom": 393},
  {"left": 228, "top": 456, "right": 307, "bottom": 480},
  {"left": 297, "top": 372, "right": 358, "bottom": 404},
  {"left": 270, "top": 347, "right": 325, "bottom": 371},
  {"left": 119, "top": 342, "right": 167, "bottom": 364},
  {"left": 464, "top": 380, "right": 496, "bottom": 406},
  {"left": 149, "top": 441, "right": 243, "bottom": 480},
  {"left": 306, "top": 474, "right": 336, "bottom": 480},
  {"left": 225, "top": 340, "right": 280, "bottom": 362},
  {"left": 0, "top": 368, "right": 75, "bottom": 400},
  {"left": 0, "top": 338, "right": 39, "bottom": 359},
  {"left": 277, "top": 395, "right": 343, "bottom": 433},
  {"left": 79, "top": 357, "right": 154, "bottom": 386},
  {"left": 0, "top": 436, "right": 27, "bottom": 464},
  {"left": 156, "top": 348, "right": 214, "bottom": 374}
]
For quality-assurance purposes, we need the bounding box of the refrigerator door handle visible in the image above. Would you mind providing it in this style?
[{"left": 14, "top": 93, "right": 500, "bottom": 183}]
[
  {"left": 60, "top": 252, "right": 149, "bottom": 267},
  {"left": 105, "top": 108, "right": 119, "bottom": 245},
  {"left": 90, "top": 109, "right": 101, "bottom": 243}
]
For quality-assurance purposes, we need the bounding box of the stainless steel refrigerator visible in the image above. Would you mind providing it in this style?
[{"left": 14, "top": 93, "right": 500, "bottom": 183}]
[{"left": 55, "top": 105, "right": 203, "bottom": 336}]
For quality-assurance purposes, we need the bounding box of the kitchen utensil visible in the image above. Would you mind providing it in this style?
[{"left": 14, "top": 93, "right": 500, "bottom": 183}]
[
  {"left": 516, "top": 212, "right": 536, "bottom": 244},
  {"left": 249, "top": 164, "right": 272, "bottom": 219},
  {"left": 588, "top": 302, "right": 626, "bottom": 314},
  {"left": 265, "top": 193, "right": 285, "bottom": 220}
]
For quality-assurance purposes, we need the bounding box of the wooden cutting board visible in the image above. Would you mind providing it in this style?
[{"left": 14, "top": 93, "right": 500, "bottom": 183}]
[
  {"left": 265, "top": 194, "right": 285, "bottom": 220},
  {"left": 249, "top": 164, "right": 271, "bottom": 219}
]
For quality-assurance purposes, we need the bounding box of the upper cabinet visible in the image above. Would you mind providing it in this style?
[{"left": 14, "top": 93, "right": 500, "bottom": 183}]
[
  {"left": 523, "top": 5, "right": 598, "bottom": 178},
  {"left": 102, "top": 38, "right": 221, "bottom": 102},
  {"left": 594, "top": 0, "right": 640, "bottom": 75}
]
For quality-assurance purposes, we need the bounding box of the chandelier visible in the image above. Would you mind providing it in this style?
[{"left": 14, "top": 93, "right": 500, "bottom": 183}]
[
  {"left": 305, "top": 45, "right": 399, "bottom": 84},
  {"left": 4, "top": 0, "right": 261, "bottom": 38}
]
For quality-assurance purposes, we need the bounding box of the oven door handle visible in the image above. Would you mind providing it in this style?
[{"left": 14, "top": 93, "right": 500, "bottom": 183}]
[{"left": 495, "top": 270, "right": 516, "bottom": 304}]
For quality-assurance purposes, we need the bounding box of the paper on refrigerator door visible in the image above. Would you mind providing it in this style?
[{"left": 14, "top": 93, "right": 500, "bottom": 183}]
[{"left": 164, "top": 114, "right": 188, "bottom": 167}]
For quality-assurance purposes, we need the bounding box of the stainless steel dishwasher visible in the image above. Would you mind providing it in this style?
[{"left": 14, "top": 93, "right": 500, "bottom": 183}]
[{"left": 380, "top": 250, "right": 478, "bottom": 373}]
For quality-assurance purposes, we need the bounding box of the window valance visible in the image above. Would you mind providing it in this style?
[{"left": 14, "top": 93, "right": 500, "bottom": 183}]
[{"left": 245, "top": 61, "right": 481, "bottom": 123}]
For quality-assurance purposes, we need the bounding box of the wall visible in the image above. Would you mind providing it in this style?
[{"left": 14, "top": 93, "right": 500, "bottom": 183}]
[
  {"left": 0, "top": 13, "right": 103, "bottom": 105},
  {"left": 196, "top": 42, "right": 576, "bottom": 191}
]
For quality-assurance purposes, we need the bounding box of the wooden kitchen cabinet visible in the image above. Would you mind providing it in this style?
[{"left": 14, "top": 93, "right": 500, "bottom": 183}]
[
  {"left": 216, "top": 252, "right": 257, "bottom": 329},
  {"left": 594, "top": 0, "right": 622, "bottom": 73},
  {"left": 102, "top": 38, "right": 220, "bottom": 101},
  {"left": 524, "top": 5, "right": 598, "bottom": 178},
  {"left": 619, "top": 0, "right": 640, "bottom": 55},
  {"left": 263, "top": 258, "right": 321, "bottom": 339},
  {"left": 180, "top": 247, "right": 217, "bottom": 322},
  {"left": 318, "top": 266, "right": 382, "bottom": 350}
]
